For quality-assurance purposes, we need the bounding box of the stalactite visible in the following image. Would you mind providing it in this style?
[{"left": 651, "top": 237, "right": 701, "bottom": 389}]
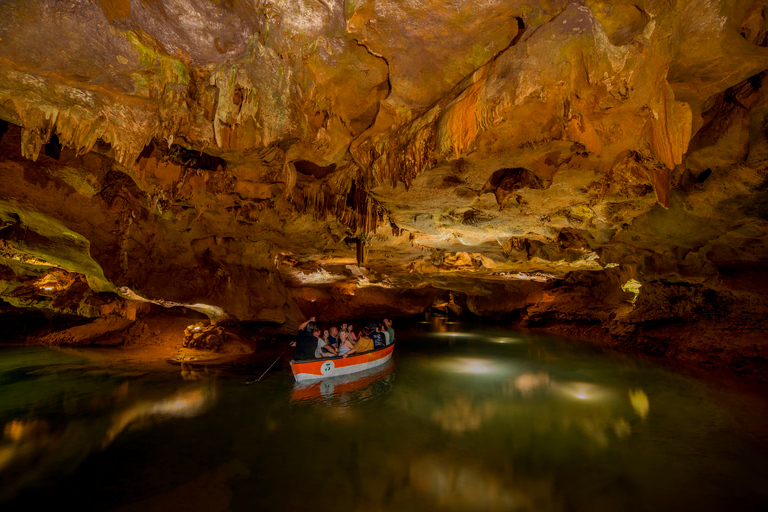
[
  {"left": 351, "top": 137, "right": 382, "bottom": 173},
  {"left": 356, "top": 238, "right": 366, "bottom": 265},
  {"left": 365, "top": 70, "right": 495, "bottom": 190},
  {"left": 288, "top": 162, "right": 388, "bottom": 237},
  {"left": 16, "top": 103, "right": 58, "bottom": 161},
  {"left": 645, "top": 82, "right": 692, "bottom": 171},
  {"left": 376, "top": 120, "right": 438, "bottom": 189},
  {"left": 390, "top": 220, "right": 402, "bottom": 237},
  {"left": 440, "top": 79, "right": 484, "bottom": 159},
  {"left": 4, "top": 94, "right": 159, "bottom": 169}
]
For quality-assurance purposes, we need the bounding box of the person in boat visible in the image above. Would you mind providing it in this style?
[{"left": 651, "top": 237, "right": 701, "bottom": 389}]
[
  {"left": 292, "top": 317, "right": 319, "bottom": 361},
  {"left": 327, "top": 326, "right": 340, "bottom": 350},
  {"left": 383, "top": 318, "right": 395, "bottom": 345},
  {"left": 315, "top": 330, "right": 338, "bottom": 358},
  {"left": 337, "top": 330, "right": 353, "bottom": 357},
  {"left": 343, "top": 329, "right": 374, "bottom": 358},
  {"left": 347, "top": 323, "right": 357, "bottom": 342},
  {"left": 370, "top": 323, "right": 387, "bottom": 349}
]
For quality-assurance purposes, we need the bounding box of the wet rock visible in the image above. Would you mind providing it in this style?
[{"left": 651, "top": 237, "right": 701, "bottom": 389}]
[
  {"left": 183, "top": 323, "right": 226, "bottom": 352},
  {"left": 0, "top": 1, "right": 767, "bottom": 375}
]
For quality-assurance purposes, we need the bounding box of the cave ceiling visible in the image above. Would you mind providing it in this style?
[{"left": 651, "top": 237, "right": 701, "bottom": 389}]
[{"left": 1, "top": 0, "right": 768, "bottom": 328}]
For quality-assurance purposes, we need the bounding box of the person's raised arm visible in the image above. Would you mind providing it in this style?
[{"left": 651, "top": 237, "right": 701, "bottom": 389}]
[{"left": 298, "top": 316, "right": 316, "bottom": 331}]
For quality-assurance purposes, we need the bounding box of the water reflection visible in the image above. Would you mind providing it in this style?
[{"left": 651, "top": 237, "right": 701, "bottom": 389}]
[
  {"left": 431, "top": 357, "right": 513, "bottom": 375},
  {"left": 553, "top": 380, "right": 616, "bottom": 403},
  {"left": 291, "top": 360, "right": 394, "bottom": 406},
  {"left": 629, "top": 388, "right": 650, "bottom": 418},
  {"left": 0, "top": 368, "right": 216, "bottom": 503},
  {"left": 410, "top": 455, "right": 555, "bottom": 512},
  {"left": 430, "top": 396, "right": 495, "bottom": 433},
  {"left": 180, "top": 362, "right": 215, "bottom": 381},
  {"left": 416, "top": 355, "right": 650, "bottom": 448},
  {"left": 0, "top": 419, "right": 57, "bottom": 473},
  {"left": 507, "top": 371, "right": 550, "bottom": 396},
  {"left": 426, "top": 316, "right": 524, "bottom": 346},
  {"left": 114, "top": 460, "right": 249, "bottom": 512},
  {"left": 103, "top": 384, "right": 215, "bottom": 447},
  {"left": 1, "top": 327, "right": 768, "bottom": 512}
]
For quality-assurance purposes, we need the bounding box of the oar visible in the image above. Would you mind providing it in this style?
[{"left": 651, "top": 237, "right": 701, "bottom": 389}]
[{"left": 245, "top": 345, "right": 290, "bottom": 385}]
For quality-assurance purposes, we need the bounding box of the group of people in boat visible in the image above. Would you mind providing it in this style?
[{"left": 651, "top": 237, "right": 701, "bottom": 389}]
[{"left": 292, "top": 317, "right": 395, "bottom": 361}]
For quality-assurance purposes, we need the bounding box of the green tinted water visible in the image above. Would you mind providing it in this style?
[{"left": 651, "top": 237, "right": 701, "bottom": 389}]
[{"left": 1, "top": 323, "right": 767, "bottom": 511}]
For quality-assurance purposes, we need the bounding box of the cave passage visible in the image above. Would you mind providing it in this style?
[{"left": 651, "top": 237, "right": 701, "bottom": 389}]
[{"left": 1, "top": 321, "right": 767, "bottom": 511}]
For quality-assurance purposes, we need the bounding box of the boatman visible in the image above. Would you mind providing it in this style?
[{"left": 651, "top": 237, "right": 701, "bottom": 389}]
[{"left": 291, "top": 316, "right": 319, "bottom": 361}]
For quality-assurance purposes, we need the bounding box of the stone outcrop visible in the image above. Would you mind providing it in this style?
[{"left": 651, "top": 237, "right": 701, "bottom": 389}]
[{"left": 0, "top": 1, "right": 767, "bottom": 375}]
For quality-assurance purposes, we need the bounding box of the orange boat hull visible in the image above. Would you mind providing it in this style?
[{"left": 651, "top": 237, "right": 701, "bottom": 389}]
[
  {"left": 291, "top": 360, "right": 394, "bottom": 404},
  {"left": 290, "top": 343, "right": 395, "bottom": 382}
]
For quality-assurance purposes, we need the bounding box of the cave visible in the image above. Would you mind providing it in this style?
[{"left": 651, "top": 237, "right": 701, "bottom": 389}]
[{"left": 1, "top": 1, "right": 768, "bottom": 510}]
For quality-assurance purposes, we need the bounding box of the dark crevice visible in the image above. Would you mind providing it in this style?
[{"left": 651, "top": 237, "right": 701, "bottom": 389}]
[
  {"left": 483, "top": 167, "right": 544, "bottom": 205},
  {"left": 139, "top": 140, "right": 228, "bottom": 173},
  {"left": 461, "top": 209, "right": 485, "bottom": 227},
  {"left": 346, "top": 180, "right": 357, "bottom": 209},
  {"left": 747, "top": 72, "right": 764, "bottom": 91},
  {"left": 93, "top": 139, "right": 113, "bottom": 155},
  {"left": 505, "top": 17, "right": 526, "bottom": 51},
  {"left": 44, "top": 133, "right": 62, "bottom": 160},
  {"left": 690, "top": 71, "right": 765, "bottom": 151},
  {"left": 293, "top": 160, "right": 337, "bottom": 179},
  {"left": 490, "top": 167, "right": 543, "bottom": 189},
  {"left": 97, "top": 170, "right": 146, "bottom": 210},
  {"left": 139, "top": 143, "right": 154, "bottom": 160},
  {"left": 696, "top": 168, "right": 712, "bottom": 183},
  {"left": 0, "top": 120, "right": 9, "bottom": 142},
  {"left": 167, "top": 145, "right": 228, "bottom": 172}
]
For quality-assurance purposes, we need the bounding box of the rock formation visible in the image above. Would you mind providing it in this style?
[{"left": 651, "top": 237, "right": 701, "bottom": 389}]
[{"left": 0, "top": 0, "right": 767, "bottom": 374}]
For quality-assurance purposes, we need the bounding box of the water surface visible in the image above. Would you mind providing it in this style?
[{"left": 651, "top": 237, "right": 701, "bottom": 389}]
[{"left": 1, "top": 323, "right": 767, "bottom": 511}]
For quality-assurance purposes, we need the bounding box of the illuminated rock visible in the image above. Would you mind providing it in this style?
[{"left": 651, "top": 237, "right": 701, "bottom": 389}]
[{"left": 0, "top": 1, "right": 766, "bottom": 373}]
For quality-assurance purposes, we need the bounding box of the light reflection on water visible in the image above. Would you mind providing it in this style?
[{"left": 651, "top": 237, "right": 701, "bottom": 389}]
[
  {"left": 1, "top": 326, "right": 768, "bottom": 511},
  {"left": 0, "top": 348, "right": 216, "bottom": 505}
]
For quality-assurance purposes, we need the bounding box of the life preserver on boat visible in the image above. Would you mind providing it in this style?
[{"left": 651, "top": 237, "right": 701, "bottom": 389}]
[{"left": 321, "top": 360, "right": 335, "bottom": 375}]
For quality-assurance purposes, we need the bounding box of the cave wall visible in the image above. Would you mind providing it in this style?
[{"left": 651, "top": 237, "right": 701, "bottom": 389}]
[{"left": 0, "top": 0, "right": 767, "bottom": 373}]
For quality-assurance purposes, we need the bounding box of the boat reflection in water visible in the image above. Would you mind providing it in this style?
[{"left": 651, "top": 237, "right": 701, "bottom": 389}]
[{"left": 291, "top": 359, "right": 395, "bottom": 406}]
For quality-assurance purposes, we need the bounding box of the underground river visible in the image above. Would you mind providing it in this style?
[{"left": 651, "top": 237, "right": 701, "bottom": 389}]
[{"left": 1, "top": 321, "right": 768, "bottom": 511}]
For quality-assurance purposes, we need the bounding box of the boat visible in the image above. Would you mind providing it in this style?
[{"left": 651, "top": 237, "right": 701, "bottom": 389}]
[
  {"left": 291, "top": 360, "right": 394, "bottom": 405},
  {"left": 289, "top": 343, "right": 395, "bottom": 382}
]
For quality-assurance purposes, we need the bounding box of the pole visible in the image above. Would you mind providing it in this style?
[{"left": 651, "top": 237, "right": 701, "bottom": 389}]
[
  {"left": 246, "top": 345, "right": 289, "bottom": 385},
  {"left": 245, "top": 307, "right": 325, "bottom": 385}
]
